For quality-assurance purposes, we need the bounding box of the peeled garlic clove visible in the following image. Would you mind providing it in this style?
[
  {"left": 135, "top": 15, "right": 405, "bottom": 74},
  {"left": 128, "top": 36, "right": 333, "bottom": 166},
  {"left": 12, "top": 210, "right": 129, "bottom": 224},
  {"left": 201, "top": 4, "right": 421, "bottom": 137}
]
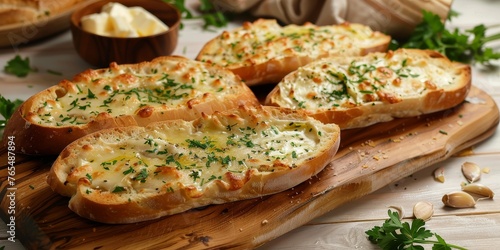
[
  {"left": 462, "top": 183, "right": 495, "bottom": 199},
  {"left": 462, "top": 161, "right": 481, "bottom": 183},
  {"left": 413, "top": 201, "right": 434, "bottom": 221},
  {"left": 442, "top": 191, "right": 476, "bottom": 208},
  {"left": 433, "top": 167, "right": 445, "bottom": 183}
]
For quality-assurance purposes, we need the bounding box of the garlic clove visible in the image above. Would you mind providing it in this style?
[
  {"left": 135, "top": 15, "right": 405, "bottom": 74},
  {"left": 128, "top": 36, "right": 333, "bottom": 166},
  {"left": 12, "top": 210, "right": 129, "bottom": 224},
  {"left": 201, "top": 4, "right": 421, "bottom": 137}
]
[
  {"left": 433, "top": 167, "right": 445, "bottom": 183},
  {"left": 461, "top": 161, "right": 481, "bottom": 183},
  {"left": 413, "top": 201, "right": 434, "bottom": 221},
  {"left": 442, "top": 191, "right": 476, "bottom": 208},
  {"left": 462, "top": 183, "right": 495, "bottom": 199}
]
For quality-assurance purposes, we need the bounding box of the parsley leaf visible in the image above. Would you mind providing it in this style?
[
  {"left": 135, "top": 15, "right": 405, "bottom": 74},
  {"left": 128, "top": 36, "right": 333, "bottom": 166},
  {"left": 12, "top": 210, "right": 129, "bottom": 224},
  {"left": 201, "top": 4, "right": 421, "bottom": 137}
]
[
  {"left": 366, "top": 210, "right": 466, "bottom": 250},
  {"left": 112, "top": 186, "right": 126, "bottom": 193},
  {"left": 164, "top": 0, "right": 230, "bottom": 30},
  {"left": 134, "top": 168, "right": 149, "bottom": 183},
  {"left": 198, "top": 0, "right": 230, "bottom": 30},
  {"left": 4, "top": 55, "right": 37, "bottom": 77},
  {"left": 394, "top": 10, "right": 500, "bottom": 65},
  {"left": 0, "top": 95, "right": 23, "bottom": 130}
]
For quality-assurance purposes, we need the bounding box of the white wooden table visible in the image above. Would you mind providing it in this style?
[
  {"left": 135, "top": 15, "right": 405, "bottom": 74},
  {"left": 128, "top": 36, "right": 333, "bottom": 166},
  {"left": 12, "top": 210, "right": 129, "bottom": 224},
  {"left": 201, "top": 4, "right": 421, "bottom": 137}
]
[{"left": 1, "top": 0, "right": 499, "bottom": 249}]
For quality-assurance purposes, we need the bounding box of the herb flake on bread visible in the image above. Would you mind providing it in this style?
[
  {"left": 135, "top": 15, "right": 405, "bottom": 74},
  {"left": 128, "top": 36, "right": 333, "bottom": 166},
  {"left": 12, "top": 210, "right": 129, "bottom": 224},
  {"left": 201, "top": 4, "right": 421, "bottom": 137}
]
[
  {"left": 47, "top": 105, "right": 341, "bottom": 224},
  {"left": 196, "top": 19, "right": 391, "bottom": 86},
  {"left": 2, "top": 56, "right": 259, "bottom": 155},
  {"left": 265, "top": 49, "right": 471, "bottom": 129}
]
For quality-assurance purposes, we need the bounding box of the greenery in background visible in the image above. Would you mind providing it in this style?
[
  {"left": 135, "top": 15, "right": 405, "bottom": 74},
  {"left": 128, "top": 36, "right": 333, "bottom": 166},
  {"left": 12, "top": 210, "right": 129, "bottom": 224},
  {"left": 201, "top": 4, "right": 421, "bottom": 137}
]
[
  {"left": 392, "top": 10, "right": 500, "bottom": 65},
  {"left": 164, "top": 0, "right": 230, "bottom": 30},
  {"left": 365, "top": 210, "right": 466, "bottom": 250},
  {"left": 0, "top": 95, "right": 23, "bottom": 131},
  {"left": 3, "top": 55, "right": 36, "bottom": 77}
]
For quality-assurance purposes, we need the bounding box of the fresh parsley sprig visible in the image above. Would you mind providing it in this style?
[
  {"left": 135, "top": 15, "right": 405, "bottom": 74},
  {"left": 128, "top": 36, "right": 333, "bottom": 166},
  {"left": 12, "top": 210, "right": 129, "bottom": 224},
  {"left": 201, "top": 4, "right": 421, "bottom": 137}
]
[
  {"left": 164, "top": 0, "right": 230, "bottom": 30},
  {"left": 393, "top": 10, "right": 500, "bottom": 65},
  {"left": 0, "top": 95, "right": 23, "bottom": 130},
  {"left": 366, "top": 210, "right": 466, "bottom": 250},
  {"left": 197, "top": 0, "right": 230, "bottom": 30},
  {"left": 166, "top": 0, "right": 193, "bottom": 19}
]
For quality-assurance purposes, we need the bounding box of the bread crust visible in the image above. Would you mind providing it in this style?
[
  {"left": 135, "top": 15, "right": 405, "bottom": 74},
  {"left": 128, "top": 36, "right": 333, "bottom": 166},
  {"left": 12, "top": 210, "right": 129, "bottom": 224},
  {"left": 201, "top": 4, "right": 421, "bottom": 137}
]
[
  {"left": 196, "top": 19, "right": 391, "bottom": 86},
  {"left": 265, "top": 49, "right": 472, "bottom": 129},
  {"left": 47, "top": 105, "right": 341, "bottom": 224},
  {"left": 2, "top": 56, "right": 260, "bottom": 155}
]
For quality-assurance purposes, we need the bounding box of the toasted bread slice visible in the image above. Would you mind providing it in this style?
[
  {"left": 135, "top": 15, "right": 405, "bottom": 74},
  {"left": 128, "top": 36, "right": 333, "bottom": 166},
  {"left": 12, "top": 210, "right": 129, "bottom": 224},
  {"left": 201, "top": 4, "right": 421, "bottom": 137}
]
[
  {"left": 47, "top": 105, "right": 341, "bottom": 224},
  {"left": 196, "top": 19, "right": 391, "bottom": 86},
  {"left": 0, "top": 0, "right": 83, "bottom": 25},
  {"left": 2, "top": 56, "right": 260, "bottom": 155},
  {"left": 265, "top": 49, "right": 471, "bottom": 129}
]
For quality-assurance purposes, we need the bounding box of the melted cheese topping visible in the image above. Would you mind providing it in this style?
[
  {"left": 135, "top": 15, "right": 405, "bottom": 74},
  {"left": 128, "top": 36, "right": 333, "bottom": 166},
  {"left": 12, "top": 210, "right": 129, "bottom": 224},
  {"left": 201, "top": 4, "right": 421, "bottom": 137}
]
[
  {"left": 197, "top": 19, "right": 384, "bottom": 68},
  {"left": 67, "top": 112, "right": 328, "bottom": 196},
  {"left": 276, "top": 50, "right": 458, "bottom": 110},
  {"left": 31, "top": 59, "right": 237, "bottom": 126}
]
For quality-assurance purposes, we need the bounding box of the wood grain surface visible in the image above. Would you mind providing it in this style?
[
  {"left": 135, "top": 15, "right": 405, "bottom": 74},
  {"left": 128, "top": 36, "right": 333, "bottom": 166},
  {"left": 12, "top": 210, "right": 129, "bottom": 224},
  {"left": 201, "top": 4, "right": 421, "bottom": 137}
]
[{"left": 0, "top": 86, "right": 498, "bottom": 249}]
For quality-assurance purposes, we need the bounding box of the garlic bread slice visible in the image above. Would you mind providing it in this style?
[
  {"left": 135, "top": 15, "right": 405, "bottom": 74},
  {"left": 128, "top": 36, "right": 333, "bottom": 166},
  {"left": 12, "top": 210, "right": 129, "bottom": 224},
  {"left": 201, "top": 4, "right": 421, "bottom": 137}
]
[
  {"left": 265, "top": 49, "right": 471, "bottom": 129},
  {"left": 47, "top": 105, "right": 340, "bottom": 223},
  {"left": 196, "top": 19, "right": 390, "bottom": 86}
]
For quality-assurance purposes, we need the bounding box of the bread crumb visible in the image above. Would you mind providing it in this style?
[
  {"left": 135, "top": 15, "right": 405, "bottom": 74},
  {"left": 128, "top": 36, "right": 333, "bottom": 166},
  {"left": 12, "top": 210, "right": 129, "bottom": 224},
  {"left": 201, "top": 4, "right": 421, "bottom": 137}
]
[
  {"left": 482, "top": 167, "right": 490, "bottom": 174},
  {"left": 361, "top": 140, "right": 376, "bottom": 147},
  {"left": 373, "top": 155, "right": 380, "bottom": 161},
  {"left": 261, "top": 220, "right": 269, "bottom": 225},
  {"left": 362, "top": 164, "right": 369, "bottom": 169}
]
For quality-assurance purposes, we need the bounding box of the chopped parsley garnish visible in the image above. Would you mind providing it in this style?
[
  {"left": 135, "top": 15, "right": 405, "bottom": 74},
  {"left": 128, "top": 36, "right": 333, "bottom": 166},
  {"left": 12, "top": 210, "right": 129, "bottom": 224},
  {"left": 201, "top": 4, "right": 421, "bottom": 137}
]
[
  {"left": 134, "top": 168, "right": 149, "bottom": 183},
  {"left": 123, "top": 166, "right": 136, "bottom": 175},
  {"left": 112, "top": 186, "right": 126, "bottom": 193}
]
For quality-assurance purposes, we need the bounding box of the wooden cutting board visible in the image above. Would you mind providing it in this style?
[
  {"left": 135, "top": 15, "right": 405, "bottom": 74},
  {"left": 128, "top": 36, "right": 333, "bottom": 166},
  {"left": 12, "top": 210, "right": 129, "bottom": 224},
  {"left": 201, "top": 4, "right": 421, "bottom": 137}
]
[{"left": 0, "top": 86, "right": 498, "bottom": 249}]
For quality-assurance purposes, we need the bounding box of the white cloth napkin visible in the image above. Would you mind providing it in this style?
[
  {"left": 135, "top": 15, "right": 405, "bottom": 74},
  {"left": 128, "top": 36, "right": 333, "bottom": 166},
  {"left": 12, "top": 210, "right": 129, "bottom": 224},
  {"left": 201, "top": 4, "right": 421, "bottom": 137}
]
[{"left": 211, "top": 0, "right": 452, "bottom": 39}]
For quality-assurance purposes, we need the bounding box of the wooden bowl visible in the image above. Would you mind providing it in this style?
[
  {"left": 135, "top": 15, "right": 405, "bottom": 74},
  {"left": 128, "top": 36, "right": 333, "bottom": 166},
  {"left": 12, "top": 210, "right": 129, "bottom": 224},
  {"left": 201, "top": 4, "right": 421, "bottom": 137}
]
[{"left": 71, "top": 0, "right": 180, "bottom": 67}]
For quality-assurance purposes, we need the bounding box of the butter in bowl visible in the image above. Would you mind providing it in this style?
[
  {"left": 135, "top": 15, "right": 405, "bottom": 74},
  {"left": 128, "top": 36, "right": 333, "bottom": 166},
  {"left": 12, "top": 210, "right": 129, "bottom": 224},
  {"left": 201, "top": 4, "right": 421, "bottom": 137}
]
[
  {"left": 80, "top": 2, "right": 169, "bottom": 37},
  {"left": 71, "top": 0, "right": 180, "bottom": 67}
]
